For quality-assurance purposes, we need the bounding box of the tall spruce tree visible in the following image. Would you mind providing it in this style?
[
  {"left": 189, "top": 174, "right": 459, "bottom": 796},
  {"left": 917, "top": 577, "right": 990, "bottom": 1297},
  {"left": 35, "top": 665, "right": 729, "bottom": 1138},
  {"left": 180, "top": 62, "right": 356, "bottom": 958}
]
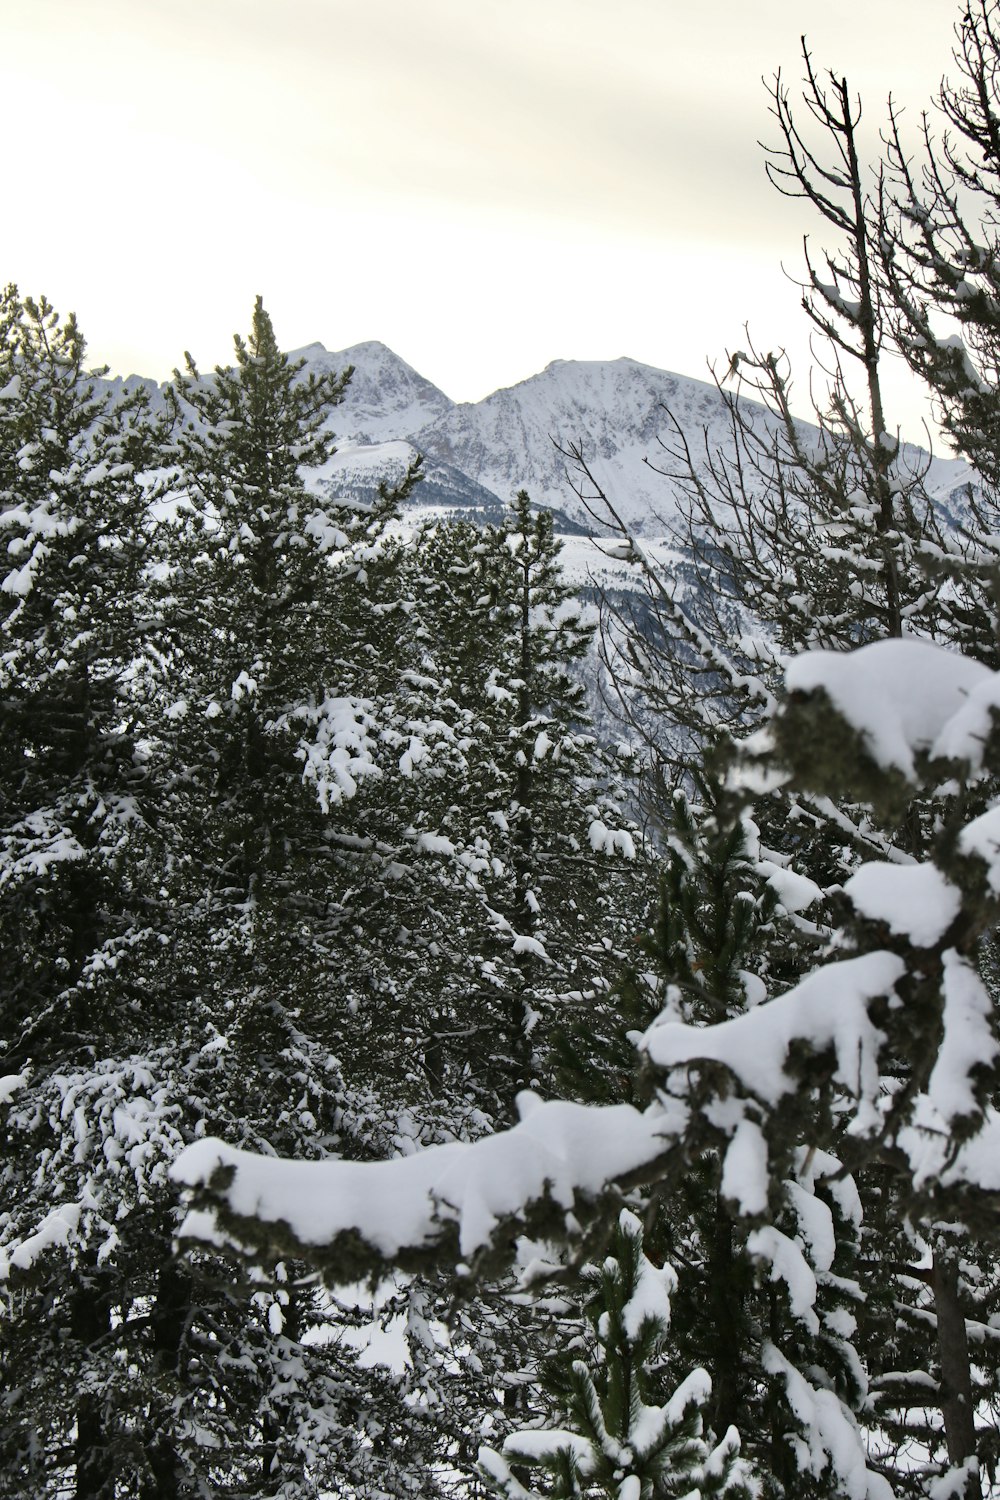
[
  {"left": 407, "top": 494, "right": 646, "bottom": 1111},
  {"left": 0, "top": 288, "right": 164, "bottom": 1065},
  {"left": 148, "top": 298, "right": 476, "bottom": 1497},
  {"left": 0, "top": 289, "right": 180, "bottom": 1497},
  {"left": 368, "top": 501, "right": 652, "bottom": 1479}
]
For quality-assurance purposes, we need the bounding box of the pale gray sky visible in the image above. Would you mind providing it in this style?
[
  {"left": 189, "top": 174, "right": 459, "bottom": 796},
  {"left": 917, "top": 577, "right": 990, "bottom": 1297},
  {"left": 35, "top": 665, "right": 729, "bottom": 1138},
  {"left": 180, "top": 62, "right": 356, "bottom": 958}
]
[{"left": 1, "top": 0, "right": 964, "bottom": 435}]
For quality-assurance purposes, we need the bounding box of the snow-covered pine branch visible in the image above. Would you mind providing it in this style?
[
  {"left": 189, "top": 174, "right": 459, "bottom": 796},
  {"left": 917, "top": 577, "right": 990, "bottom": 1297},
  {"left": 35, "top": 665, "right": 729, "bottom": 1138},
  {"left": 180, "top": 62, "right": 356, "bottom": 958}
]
[{"left": 173, "top": 637, "right": 1000, "bottom": 1274}]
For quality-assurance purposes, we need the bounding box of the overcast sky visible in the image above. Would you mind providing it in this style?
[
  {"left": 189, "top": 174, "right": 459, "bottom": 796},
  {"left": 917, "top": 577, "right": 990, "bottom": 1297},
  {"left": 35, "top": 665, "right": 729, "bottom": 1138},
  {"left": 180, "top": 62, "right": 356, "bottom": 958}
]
[{"left": 2, "top": 0, "right": 965, "bottom": 436}]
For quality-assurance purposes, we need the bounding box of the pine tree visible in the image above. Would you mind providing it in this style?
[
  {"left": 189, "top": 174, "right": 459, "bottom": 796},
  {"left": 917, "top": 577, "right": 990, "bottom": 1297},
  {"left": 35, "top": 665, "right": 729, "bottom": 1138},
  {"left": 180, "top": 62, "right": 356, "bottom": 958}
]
[
  {"left": 479, "top": 1211, "right": 753, "bottom": 1500},
  {"left": 556, "top": 781, "right": 870, "bottom": 1500},
  {"left": 409, "top": 495, "right": 646, "bottom": 1110},
  {"left": 0, "top": 289, "right": 179, "bottom": 1497},
  {"left": 0, "top": 296, "right": 463, "bottom": 1499},
  {"left": 371, "top": 503, "right": 653, "bottom": 1478},
  {"left": 147, "top": 298, "right": 476, "bottom": 1496},
  {"left": 0, "top": 288, "right": 164, "bottom": 1061}
]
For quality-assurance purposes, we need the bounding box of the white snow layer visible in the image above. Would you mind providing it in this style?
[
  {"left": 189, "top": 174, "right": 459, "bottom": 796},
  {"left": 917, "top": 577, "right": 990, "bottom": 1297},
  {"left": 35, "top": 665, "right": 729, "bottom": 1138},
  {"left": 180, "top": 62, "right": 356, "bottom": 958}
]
[
  {"left": 0, "top": 1072, "right": 27, "bottom": 1105},
  {"left": 763, "top": 1342, "right": 893, "bottom": 1500},
  {"left": 171, "top": 1094, "right": 671, "bottom": 1259},
  {"left": 843, "top": 861, "right": 961, "bottom": 947},
  {"left": 759, "top": 859, "right": 823, "bottom": 913},
  {"left": 642, "top": 952, "right": 904, "bottom": 1118},
  {"left": 171, "top": 952, "right": 908, "bottom": 1259},
  {"left": 928, "top": 951, "right": 998, "bottom": 1125},
  {"left": 618, "top": 1209, "right": 677, "bottom": 1340},
  {"left": 747, "top": 1225, "right": 820, "bottom": 1333},
  {"left": 785, "top": 638, "right": 995, "bottom": 777},
  {"left": 0, "top": 1203, "right": 82, "bottom": 1278},
  {"left": 172, "top": 955, "right": 905, "bottom": 1261},
  {"left": 720, "top": 1116, "right": 770, "bottom": 1217},
  {"left": 502, "top": 1428, "right": 595, "bottom": 1471},
  {"left": 959, "top": 804, "right": 1000, "bottom": 889}
]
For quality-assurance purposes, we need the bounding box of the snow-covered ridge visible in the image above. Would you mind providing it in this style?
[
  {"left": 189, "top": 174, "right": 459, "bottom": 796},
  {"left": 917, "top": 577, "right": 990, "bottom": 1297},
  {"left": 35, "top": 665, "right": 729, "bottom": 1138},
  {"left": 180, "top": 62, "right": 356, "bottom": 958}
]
[
  {"left": 413, "top": 356, "right": 738, "bottom": 532},
  {"left": 100, "top": 340, "right": 974, "bottom": 537},
  {"left": 290, "top": 338, "right": 454, "bottom": 444}
]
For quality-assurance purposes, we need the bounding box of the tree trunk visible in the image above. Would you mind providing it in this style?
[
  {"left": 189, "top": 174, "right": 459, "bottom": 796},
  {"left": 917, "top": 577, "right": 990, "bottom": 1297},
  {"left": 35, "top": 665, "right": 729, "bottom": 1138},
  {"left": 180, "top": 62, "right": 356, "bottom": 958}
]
[
  {"left": 71, "top": 1274, "right": 109, "bottom": 1500},
  {"left": 933, "top": 1251, "right": 980, "bottom": 1500},
  {"left": 147, "top": 1255, "right": 190, "bottom": 1499},
  {"left": 708, "top": 1205, "right": 744, "bottom": 1438}
]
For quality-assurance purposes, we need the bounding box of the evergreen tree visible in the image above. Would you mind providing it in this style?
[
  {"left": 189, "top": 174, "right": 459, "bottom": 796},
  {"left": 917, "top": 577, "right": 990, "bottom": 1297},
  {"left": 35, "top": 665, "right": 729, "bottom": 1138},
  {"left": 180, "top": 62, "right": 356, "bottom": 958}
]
[
  {"left": 0, "top": 287, "right": 164, "bottom": 1063},
  {"left": 0, "top": 296, "right": 462, "bottom": 1499},
  {"left": 479, "top": 1211, "right": 753, "bottom": 1500},
  {"left": 409, "top": 495, "right": 646, "bottom": 1111},
  {"left": 0, "top": 289, "right": 177, "bottom": 1497},
  {"left": 558, "top": 783, "right": 868, "bottom": 1500},
  {"left": 374, "top": 502, "right": 652, "bottom": 1480},
  {"left": 148, "top": 298, "right": 477, "bottom": 1496}
]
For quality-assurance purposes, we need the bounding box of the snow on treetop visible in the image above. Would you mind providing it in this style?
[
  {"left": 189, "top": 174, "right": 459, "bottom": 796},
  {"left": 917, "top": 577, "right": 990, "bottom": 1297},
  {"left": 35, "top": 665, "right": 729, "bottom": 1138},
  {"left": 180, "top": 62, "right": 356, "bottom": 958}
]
[
  {"left": 786, "top": 638, "right": 995, "bottom": 778},
  {"left": 500, "top": 1427, "right": 595, "bottom": 1472},
  {"left": 616, "top": 1208, "right": 676, "bottom": 1340}
]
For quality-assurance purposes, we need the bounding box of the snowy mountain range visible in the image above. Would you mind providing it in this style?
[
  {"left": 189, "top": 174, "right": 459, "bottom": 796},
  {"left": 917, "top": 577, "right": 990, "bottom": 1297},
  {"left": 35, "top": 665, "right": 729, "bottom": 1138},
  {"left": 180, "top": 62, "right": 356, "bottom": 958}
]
[
  {"left": 304, "top": 340, "right": 975, "bottom": 537},
  {"left": 317, "top": 341, "right": 712, "bottom": 530},
  {"left": 110, "top": 339, "right": 974, "bottom": 540}
]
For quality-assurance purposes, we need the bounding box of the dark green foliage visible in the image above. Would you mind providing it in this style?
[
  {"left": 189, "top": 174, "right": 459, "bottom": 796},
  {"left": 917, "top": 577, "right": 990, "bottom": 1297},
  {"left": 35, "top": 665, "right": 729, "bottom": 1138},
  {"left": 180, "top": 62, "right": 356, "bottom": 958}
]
[
  {"left": 0, "top": 288, "right": 166, "bottom": 1056},
  {"left": 0, "top": 290, "right": 653, "bottom": 1499},
  {"left": 479, "top": 1210, "right": 752, "bottom": 1500}
]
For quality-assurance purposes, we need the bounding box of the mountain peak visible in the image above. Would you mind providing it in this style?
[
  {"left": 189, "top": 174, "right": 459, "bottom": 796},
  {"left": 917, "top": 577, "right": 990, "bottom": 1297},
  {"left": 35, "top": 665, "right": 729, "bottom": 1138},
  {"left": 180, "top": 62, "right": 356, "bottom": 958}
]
[
  {"left": 310, "top": 339, "right": 455, "bottom": 445},
  {"left": 290, "top": 340, "right": 329, "bottom": 360},
  {"left": 338, "top": 339, "right": 396, "bottom": 359}
]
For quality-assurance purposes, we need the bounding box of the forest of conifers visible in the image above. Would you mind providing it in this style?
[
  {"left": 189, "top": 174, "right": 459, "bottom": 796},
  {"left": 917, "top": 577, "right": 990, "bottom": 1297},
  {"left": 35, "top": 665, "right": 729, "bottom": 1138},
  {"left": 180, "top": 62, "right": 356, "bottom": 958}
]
[{"left": 10, "top": 3, "right": 1000, "bottom": 1498}]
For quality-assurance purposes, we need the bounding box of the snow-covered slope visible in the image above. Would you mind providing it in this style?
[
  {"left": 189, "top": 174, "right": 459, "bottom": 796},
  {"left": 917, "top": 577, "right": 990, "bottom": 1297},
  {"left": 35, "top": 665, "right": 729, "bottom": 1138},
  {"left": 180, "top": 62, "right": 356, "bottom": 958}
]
[
  {"left": 308, "top": 439, "right": 530, "bottom": 525},
  {"left": 293, "top": 339, "right": 454, "bottom": 444},
  {"left": 408, "top": 355, "right": 971, "bottom": 534},
  {"left": 100, "top": 341, "right": 973, "bottom": 537},
  {"left": 411, "top": 357, "right": 734, "bottom": 532}
]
